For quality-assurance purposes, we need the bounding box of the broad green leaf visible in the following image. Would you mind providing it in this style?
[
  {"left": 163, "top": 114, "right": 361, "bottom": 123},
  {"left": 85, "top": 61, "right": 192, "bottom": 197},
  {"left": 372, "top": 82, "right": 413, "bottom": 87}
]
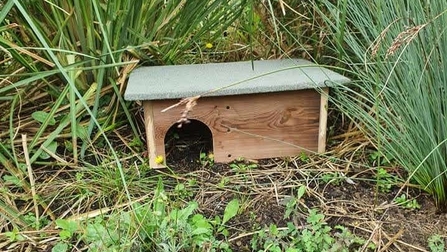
[
  {"left": 51, "top": 242, "right": 68, "bottom": 252},
  {"left": 85, "top": 223, "right": 108, "bottom": 242},
  {"left": 39, "top": 141, "right": 58, "bottom": 160},
  {"left": 31, "top": 111, "right": 56, "bottom": 125},
  {"left": 76, "top": 124, "right": 89, "bottom": 141},
  {"left": 222, "top": 198, "right": 239, "bottom": 226},
  {"left": 284, "top": 197, "right": 297, "bottom": 219},
  {"left": 55, "top": 219, "right": 78, "bottom": 234},
  {"left": 5, "top": 228, "right": 25, "bottom": 242},
  {"left": 192, "top": 214, "right": 212, "bottom": 233},
  {"left": 297, "top": 185, "right": 306, "bottom": 199},
  {"left": 269, "top": 224, "right": 279, "bottom": 235},
  {"left": 173, "top": 201, "right": 198, "bottom": 222},
  {"left": 307, "top": 210, "right": 324, "bottom": 226},
  {"left": 59, "top": 230, "right": 71, "bottom": 240},
  {"left": 191, "top": 227, "right": 210, "bottom": 235}
]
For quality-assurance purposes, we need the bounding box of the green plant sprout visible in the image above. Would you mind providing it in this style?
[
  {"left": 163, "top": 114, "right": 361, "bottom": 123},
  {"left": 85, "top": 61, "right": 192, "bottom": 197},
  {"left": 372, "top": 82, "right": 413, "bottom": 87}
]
[
  {"left": 299, "top": 152, "right": 309, "bottom": 163},
  {"left": 284, "top": 185, "right": 306, "bottom": 219},
  {"left": 5, "top": 228, "right": 25, "bottom": 243},
  {"left": 375, "top": 167, "right": 401, "bottom": 193},
  {"left": 369, "top": 150, "right": 394, "bottom": 166},
  {"left": 393, "top": 194, "right": 421, "bottom": 210},
  {"left": 428, "top": 234, "right": 445, "bottom": 252},
  {"left": 230, "top": 159, "right": 258, "bottom": 172},
  {"left": 199, "top": 152, "right": 214, "bottom": 167},
  {"left": 52, "top": 219, "right": 79, "bottom": 252},
  {"left": 250, "top": 209, "right": 374, "bottom": 252},
  {"left": 174, "top": 183, "right": 193, "bottom": 199},
  {"left": 320, "top": 172, "right": 345, "bottom": 186},
  {"left": 218, "top": 177, "right": 231, "bottom": 188}
]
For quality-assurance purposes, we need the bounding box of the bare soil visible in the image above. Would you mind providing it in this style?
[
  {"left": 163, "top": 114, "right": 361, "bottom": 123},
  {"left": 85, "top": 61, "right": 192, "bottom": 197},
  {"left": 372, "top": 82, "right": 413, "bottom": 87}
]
[{"left": 163, "top": 120, "right": 447, "bottom": 252}]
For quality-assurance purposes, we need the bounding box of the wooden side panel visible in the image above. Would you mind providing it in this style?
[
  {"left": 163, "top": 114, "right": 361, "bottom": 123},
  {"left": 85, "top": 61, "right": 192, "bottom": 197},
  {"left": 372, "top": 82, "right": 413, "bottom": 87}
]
[{"left": 150, "top": 90, "right": 322, "bottom": 163}]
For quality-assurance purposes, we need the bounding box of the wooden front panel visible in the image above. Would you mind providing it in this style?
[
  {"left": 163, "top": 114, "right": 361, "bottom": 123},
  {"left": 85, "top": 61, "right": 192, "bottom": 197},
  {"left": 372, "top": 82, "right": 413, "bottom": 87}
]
[{"left": 149, "top": 90, "right": 322, "bottom": 163}]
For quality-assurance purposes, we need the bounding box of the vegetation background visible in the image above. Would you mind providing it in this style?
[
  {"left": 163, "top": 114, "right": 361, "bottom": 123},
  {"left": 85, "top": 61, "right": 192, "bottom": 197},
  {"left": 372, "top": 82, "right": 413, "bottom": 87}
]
[{"left": 0, "top": 0, "right": 446, "bottom": 251}]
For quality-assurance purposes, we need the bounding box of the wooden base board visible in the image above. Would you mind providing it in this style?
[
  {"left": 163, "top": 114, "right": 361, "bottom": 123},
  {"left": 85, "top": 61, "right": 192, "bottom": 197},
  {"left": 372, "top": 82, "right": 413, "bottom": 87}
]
[{"left": 144, "top": 89, "right": 328, "bottom": 168}]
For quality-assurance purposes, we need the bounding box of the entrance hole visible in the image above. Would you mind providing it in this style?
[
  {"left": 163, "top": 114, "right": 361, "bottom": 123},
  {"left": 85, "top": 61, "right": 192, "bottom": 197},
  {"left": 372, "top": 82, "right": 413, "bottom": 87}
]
[{"left": 164, "top": 119, "right": 213, "bottom": 168}]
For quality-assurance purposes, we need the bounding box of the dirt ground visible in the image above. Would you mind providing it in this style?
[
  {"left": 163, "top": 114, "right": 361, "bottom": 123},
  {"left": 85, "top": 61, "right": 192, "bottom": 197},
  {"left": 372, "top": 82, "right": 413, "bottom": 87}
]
[{"left": 163, "top": 120, "right": 447, "bottom": 252}]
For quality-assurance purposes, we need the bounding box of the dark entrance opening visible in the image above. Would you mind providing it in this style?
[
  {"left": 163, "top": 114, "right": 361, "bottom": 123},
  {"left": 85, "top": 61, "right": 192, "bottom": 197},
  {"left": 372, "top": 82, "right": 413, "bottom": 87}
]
[{"left": 164, "top": 119, "right": 213, "bottom": 168}]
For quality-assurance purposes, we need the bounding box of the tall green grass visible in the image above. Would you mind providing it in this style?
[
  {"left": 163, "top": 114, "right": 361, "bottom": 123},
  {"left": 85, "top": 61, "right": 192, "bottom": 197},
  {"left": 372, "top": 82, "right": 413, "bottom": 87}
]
[
  {"left": 0, "top": 0, "right": 248, "bottom": 235},
  {"left": 1, "top": 0, "right": 247, "bottom": 163},
  {"left": 315, "top": 0, "right": 447, "bottom": 210}
]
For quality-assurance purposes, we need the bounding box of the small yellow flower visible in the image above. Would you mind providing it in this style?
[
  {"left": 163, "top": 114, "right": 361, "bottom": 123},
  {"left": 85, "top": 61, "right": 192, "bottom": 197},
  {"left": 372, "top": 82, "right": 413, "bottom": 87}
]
[
  {"left": 155, "top": 155, "right": 164, "bottom": 164},
  {"left": 205, "top": 42, "right": 213, "bottom": 49}
]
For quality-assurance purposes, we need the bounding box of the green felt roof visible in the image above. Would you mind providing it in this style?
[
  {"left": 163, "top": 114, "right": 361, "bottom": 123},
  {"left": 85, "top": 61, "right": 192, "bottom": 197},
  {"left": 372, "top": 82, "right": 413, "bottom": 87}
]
[{"left": 124, "top": 58, "right": 350, "bottom": 101}]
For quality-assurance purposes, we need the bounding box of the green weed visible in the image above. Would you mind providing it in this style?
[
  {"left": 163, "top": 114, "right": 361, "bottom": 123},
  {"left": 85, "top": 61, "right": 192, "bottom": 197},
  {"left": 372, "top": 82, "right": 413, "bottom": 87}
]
[
  {"left": 375, "top": 167, "right": 400, "bottom": 193},
  {"left": 199, "top": 152, "right": 215, "bottom": 167},
  {"left": 4, "top": 228, "right": 25, "bottom": 243},
  {"left": 428, "top": 234, "right": 446, "bottom": 252},
  {"left": 174, "top": 183, "right": 193, "bottom": 199},
  {"left": 320, "top": 172, "right": 345, "bottom": 186},
  {"left": 218, "top": 177, "right": 231, "bottom": 188},
  {"left": 230, "top": 159, "right": 258, "bottom": 173},
  {"left": 284, "top": 185, "right": 306, "bottom": 219},
  {"left": 250, "top": 209, "right": 373, "bottom": 252},
  {"left": 49, "top": 180, "right": 241, "bottom": 251},
  {"left": 393, "top": 194, "right": 421, "bottom": 210}
]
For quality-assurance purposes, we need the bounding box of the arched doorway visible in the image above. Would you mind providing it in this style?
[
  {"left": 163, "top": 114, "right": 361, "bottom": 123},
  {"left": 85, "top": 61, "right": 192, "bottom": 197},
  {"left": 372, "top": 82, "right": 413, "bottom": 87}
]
[{"left": 164, "top": 119, "right": 213, "bottom": 168}]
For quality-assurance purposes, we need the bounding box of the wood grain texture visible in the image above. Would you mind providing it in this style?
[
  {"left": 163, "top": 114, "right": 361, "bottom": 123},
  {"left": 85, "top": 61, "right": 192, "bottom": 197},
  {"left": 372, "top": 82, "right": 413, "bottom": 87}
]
[
  {"left": 144, "top": 89, "right": 324, "bottom": 165},
  {"left": 318, "top": 88, "right": 329, "bottom": 153},
  {"left": 143, "top": 101, "right": 165, "bottom": 168}
]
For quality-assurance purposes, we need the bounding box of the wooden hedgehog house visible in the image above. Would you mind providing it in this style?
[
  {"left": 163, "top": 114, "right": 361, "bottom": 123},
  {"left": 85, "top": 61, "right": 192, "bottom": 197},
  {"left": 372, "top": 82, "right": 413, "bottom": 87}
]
[{"left": 124, "top": 59, "right": 350, "bottom": 168}]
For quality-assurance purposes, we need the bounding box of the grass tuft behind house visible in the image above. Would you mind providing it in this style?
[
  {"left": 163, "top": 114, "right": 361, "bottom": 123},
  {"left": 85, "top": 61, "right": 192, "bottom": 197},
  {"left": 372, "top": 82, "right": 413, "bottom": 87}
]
[{"left": 314, "top": 0, "right": 447, "bottom": 210}]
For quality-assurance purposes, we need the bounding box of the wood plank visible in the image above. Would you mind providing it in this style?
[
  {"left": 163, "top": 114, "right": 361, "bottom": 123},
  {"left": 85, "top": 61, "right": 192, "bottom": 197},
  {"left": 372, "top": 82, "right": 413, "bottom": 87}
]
[
  {"left": 143, "top": 101, "right": 165, "bottom": 168},
  {"left": 150, "top": 90, "right": 321, "bottom": 163},
  {"left": 318, "top": 88, "right": 329, "bottom": 153}
]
